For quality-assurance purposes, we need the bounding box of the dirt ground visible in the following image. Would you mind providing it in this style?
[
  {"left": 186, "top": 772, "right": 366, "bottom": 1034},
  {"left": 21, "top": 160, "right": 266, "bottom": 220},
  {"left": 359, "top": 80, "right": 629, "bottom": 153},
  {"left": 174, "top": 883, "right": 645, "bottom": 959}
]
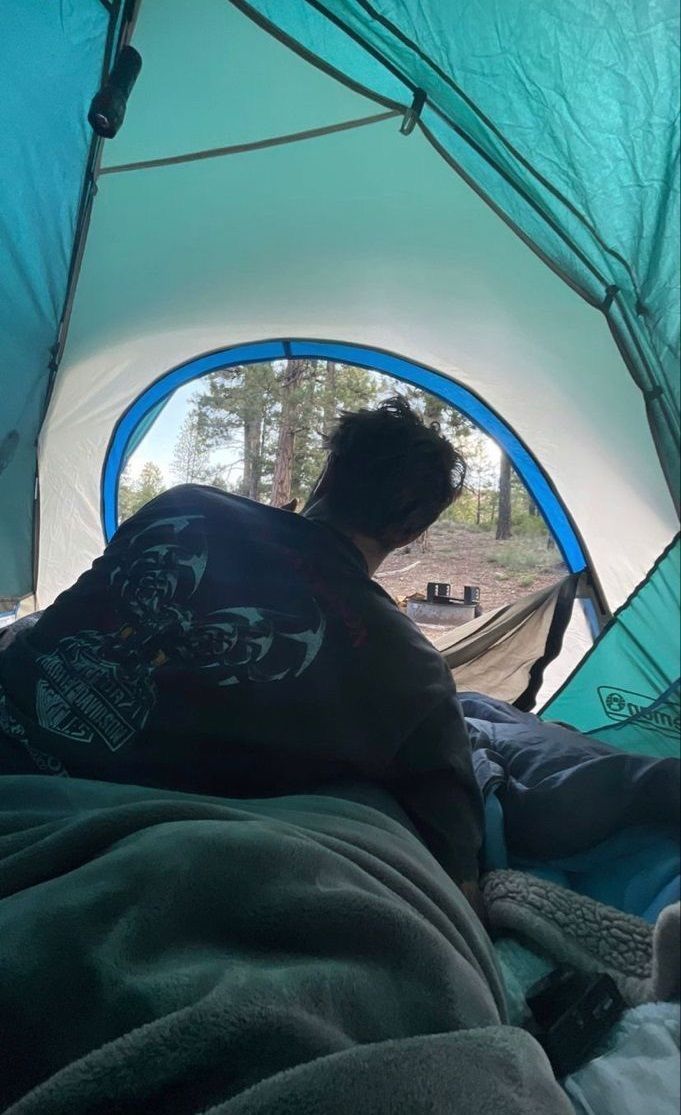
[{"left": 375, "top": 519, "right": 566, "bottom": 641}]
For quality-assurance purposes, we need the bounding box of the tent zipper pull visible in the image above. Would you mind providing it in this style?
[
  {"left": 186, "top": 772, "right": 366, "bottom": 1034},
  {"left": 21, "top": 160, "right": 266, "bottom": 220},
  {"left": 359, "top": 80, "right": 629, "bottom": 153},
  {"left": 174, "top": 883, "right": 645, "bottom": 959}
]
[{"left": 400, "top": 89, "right": 426, "bottom": 136}]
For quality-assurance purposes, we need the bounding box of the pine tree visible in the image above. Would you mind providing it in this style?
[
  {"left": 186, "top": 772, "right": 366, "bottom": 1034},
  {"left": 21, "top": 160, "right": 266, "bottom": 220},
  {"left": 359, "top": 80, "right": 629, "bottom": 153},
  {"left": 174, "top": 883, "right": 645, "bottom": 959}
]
[
  {"left": 195, "top": 363, "right": 279, "bottom": 501},
  {"left": 118, "top": 461, "right": 166, "bottom": 525},
  {"left": 288, "top": 360, "right": 324, "bottom": 499},
  {"left": 123, "top": 366, "right": 524, "bottom": 534},
  {"left": 193, "top": 360, "right": 379, "bottom": 507},
  {"left": 290, "top": 361, "right": 379, "bottom": 500},
  {"left": 322, "top": 360, "right": 337, "bottom": 437},
  {"left": 170, "top": 409, "right": 213, "bottom": 485},
  {"left": 118, "top": 464, "right": 138, "bottom": 523},
  {"left": 270, "top": 360, "right": 309, "bottom": 507},
  {"left": 135, "top": 461, "right": 166, "bottom": 508}
]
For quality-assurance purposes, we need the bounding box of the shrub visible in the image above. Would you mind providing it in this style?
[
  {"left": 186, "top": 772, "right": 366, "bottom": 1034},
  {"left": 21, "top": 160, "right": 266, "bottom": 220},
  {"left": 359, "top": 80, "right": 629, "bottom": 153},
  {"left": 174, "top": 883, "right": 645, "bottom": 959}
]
[
  {"left": 511, "top": 511, "right": 549, "bottom": 538},
  {"left": 486, "top": 537, "right": 558, "bottom": 575}
]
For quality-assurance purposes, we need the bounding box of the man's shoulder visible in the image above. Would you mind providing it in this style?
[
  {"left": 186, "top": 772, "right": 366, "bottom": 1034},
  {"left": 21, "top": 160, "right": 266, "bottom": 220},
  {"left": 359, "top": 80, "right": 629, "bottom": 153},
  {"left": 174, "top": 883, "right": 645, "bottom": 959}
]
[
  {"left": 363, "top": 583, "right": 452, "bottom": 674},
  {"left": 149, "top": 486, "right": 302, "bottom": 529},
  {"left": 162, "top": 485, "right": 264, "bottom": 514}
]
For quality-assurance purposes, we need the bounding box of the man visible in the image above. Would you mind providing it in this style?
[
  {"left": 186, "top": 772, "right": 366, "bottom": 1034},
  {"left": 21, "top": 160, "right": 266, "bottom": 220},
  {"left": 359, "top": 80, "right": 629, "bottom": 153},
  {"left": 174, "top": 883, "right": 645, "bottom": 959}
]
[{"left": 0, "top": 397, "right": 484, "bottom": 902}]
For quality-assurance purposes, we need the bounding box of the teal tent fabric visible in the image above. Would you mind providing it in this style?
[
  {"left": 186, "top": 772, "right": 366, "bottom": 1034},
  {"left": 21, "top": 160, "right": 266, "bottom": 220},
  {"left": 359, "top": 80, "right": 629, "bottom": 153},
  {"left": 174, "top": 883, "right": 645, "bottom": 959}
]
[
  {"left": 1, "top": 0, "right": 678, "bottom": 663},
  {"left": 0, "top": 1, "right": 109, "bottom": 598},
  {"left": 236, "top": 0, "right": 681, "bottom": 509},
  {"left": 35, "top": 0, "right": 675, "bottom": 612},
  {"left": 542, "top": 536, "right": 680, "bottom": 757}
]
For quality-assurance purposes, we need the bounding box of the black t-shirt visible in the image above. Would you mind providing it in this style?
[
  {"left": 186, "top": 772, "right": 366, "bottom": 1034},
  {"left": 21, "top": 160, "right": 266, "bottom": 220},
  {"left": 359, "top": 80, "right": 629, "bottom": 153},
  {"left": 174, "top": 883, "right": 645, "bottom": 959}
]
[{"left": 0, "top": 485, "right": 483, "bottom": 881}]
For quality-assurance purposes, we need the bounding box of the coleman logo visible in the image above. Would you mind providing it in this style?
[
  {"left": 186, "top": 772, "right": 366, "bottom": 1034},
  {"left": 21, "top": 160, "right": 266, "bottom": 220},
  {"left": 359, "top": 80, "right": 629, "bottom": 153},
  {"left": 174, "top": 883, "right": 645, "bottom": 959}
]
[{"left": 598, "top": 686, "right": 680, "bottom": 738}]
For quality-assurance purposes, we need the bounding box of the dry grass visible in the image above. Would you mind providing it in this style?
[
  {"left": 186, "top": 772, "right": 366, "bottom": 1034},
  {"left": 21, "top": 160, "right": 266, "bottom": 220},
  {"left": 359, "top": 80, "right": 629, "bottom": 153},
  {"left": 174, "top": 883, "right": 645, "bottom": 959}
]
[{"left": 378, "top": 519, "right": 566, "bottom": 613}]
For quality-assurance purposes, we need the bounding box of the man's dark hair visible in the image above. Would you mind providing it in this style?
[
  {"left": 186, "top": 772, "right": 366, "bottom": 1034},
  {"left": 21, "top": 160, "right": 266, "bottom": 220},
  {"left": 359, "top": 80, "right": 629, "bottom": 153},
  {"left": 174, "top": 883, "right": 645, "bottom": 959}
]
[{"left": 322, "top": 396, "right": 466, "bottom": 547}]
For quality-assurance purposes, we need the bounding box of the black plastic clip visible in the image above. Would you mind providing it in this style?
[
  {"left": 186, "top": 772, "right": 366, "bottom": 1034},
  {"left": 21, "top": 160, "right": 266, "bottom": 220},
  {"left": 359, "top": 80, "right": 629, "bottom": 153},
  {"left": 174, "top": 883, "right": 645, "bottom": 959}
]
[
  {"left": 400, "top": 89, "right": 426, "bottom": 136},
  {"left": 601, "top": 285, "right": 619, "bottom": 311}
]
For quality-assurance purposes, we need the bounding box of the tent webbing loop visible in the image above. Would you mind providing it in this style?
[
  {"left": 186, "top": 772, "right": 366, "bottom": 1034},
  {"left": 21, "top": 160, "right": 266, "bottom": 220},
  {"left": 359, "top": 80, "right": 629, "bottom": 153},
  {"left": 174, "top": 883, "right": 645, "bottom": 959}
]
[{"left": 400, "top": 88, "right": 426, "bottom": 136}]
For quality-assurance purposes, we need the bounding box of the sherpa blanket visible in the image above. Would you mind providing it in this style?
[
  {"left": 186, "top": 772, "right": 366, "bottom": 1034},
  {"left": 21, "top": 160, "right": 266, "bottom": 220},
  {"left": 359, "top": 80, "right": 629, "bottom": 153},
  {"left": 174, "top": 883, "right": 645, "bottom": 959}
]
[
  {"left": 0, "top": 775, "right": 571, "bottom": 1115},
  {"left": 482, "top": 869, "right": 681, "bottom": 1006}
]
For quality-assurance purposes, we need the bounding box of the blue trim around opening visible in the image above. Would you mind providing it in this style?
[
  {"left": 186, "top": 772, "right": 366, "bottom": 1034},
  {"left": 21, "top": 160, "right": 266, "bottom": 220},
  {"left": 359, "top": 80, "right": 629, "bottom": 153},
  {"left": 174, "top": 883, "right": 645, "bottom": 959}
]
[{"left": 101, "top": 339, "right": 587, "bottom": 572}]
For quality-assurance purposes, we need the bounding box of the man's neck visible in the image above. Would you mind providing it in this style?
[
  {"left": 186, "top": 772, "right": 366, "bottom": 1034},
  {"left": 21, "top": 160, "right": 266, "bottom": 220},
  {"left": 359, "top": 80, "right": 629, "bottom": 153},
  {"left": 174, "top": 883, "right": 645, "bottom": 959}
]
[
  {"left": 302, "top": 497, "right": 389, "bottom": 577},
  {"left": 347, "top": 534, "right": 389, "bottom": 578}
]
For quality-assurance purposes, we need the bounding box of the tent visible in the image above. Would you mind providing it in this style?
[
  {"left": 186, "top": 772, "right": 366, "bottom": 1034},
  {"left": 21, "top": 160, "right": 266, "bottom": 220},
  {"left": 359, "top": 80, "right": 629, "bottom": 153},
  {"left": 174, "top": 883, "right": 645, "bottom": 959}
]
[{"left": 1, "top": 1, "right": 679, "bottom": 755}]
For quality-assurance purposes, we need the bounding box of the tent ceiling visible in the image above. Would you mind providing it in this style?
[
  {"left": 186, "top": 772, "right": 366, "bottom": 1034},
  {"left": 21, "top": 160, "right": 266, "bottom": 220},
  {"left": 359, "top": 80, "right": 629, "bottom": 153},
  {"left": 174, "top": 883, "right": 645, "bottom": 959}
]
[
  {"left": 240, "top": 0, "right": 681, "bottom": 508},
  {"left": 100, "top": 0, "right": 374, "bottom": 167},
  {"left": 36, "top": 0, "right": 677, "bottom": 610}
]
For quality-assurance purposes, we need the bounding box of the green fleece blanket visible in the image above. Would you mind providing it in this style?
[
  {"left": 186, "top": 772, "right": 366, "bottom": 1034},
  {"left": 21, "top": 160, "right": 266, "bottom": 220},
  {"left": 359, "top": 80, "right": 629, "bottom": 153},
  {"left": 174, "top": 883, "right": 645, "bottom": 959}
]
[{"left": 0, "top": 776, "right": 571, "bottom": 1114}]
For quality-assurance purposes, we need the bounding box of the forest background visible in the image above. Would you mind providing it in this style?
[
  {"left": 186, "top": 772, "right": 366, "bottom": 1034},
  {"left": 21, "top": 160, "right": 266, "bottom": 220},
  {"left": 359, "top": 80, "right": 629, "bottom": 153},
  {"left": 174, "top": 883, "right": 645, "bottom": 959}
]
[{"left": 119, "top": 360, "right": 565, "bottom": 612}]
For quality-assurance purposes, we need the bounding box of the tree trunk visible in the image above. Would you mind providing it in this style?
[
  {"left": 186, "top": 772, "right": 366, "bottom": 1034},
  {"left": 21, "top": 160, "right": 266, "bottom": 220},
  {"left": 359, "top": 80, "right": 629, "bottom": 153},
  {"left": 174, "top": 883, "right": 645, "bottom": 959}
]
[
  {"left": 322, "top": 360, "right": 337, "bottom": 438},
  {"left": 528, "top": 495, "right": 538, "bottom": 516},
  {"left": 242, "top": 415, "right": 262, "bottom": 500},
  {"left": 270, "top": 426, "right": 295, "bottom": 507},
  {"left": 270, "top": 360, "right": 306, "bottom": 507},
  {"left": 495, "top": 452, "right": 512, "bottom": 540},
  {"left": 421, "top": 398, "right": 444, "bottom": 547}
]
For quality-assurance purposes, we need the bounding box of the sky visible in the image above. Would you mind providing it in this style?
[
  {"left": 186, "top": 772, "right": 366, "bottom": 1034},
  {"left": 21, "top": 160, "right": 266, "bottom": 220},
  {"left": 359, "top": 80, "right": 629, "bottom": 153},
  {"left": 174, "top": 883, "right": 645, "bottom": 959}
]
[
  {"left": 127, "top": 380, "right": 241, "bottom": 484},
  {"left": 127, "top": 372, "right": 502, "bottom": 487}
]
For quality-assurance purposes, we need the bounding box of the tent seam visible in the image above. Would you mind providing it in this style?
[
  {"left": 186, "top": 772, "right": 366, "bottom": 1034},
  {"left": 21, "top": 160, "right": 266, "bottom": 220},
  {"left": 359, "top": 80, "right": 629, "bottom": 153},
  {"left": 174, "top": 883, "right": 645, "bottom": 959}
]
[
  {"left": 228, "top": 0, "right": 406, "bottom": 114},
  {"left": 241, "top": 0, "right": 678, "bottom": 512},
  {"left": 344, "top": 0, "right": 654, "bottom": 298}
]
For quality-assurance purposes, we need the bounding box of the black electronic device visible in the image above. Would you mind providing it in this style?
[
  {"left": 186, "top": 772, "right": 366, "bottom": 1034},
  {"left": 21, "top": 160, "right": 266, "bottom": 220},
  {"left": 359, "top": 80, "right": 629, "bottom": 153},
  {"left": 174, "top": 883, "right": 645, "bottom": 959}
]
[
  {"left": 525, "top": 967, "right": 625, "bottom": 1078},
  {"left": 463, "top": 585, "right": 480, "bottom": 605}
]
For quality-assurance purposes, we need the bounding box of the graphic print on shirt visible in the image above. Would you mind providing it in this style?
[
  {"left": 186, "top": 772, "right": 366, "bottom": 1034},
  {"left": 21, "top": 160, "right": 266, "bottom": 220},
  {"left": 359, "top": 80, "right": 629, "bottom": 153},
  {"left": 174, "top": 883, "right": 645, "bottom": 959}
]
[
  {"left": 34, "top": 513, "right": 325, "bottom": 750},
  {"left": 0, "top": 690, "right": 69, "bottom": 776}
]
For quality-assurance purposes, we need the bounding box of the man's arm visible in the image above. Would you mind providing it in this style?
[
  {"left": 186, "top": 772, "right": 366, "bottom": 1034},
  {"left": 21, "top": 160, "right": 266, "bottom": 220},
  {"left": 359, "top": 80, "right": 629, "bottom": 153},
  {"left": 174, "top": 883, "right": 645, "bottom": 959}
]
[{"left": 385, "top": 689, "right": 485, "bottom": 895}]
